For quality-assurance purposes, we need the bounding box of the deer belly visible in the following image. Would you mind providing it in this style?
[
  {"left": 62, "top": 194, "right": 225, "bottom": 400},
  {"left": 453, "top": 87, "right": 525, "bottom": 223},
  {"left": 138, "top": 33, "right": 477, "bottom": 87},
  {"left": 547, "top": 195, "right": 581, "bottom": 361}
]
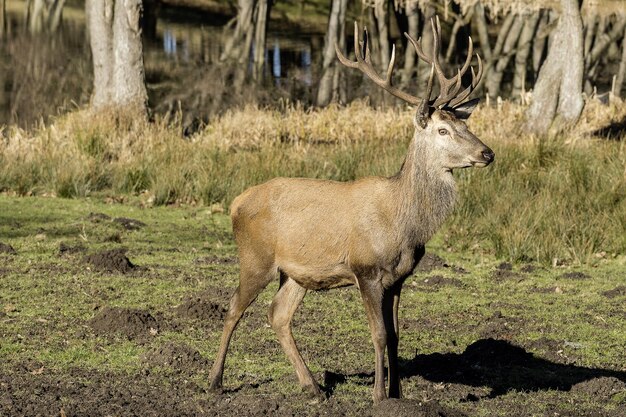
[{"left": 278, "top": 261, "right": 356, "bottom": 290}]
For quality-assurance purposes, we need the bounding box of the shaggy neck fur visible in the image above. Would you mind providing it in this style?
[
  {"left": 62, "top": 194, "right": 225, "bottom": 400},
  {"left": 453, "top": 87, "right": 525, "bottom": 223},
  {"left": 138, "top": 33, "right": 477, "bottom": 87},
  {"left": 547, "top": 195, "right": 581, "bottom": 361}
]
[{"left": 392, "top": 131, "right": 457, "bottom": 246}]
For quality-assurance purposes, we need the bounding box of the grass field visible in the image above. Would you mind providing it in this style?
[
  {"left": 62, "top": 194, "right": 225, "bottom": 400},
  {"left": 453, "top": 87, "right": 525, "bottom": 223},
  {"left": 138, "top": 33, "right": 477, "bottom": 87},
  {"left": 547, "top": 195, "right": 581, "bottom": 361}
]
[{"left": 0, "top": 195, "right": 624, "bottom": 416}]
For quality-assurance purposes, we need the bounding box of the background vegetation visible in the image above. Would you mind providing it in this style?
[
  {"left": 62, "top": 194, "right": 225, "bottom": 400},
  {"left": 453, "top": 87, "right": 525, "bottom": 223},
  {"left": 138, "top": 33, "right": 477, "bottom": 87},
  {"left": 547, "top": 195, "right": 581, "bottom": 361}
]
[{"left": 1, "top": 99, "right": 625, "bottom": 265}]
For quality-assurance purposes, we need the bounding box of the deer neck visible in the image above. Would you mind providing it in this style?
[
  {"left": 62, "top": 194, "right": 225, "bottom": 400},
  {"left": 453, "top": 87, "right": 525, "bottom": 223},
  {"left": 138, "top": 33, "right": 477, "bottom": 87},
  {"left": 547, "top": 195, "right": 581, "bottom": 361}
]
[{"left": 393, "top": 133, "right": 457, "bottom": 246}]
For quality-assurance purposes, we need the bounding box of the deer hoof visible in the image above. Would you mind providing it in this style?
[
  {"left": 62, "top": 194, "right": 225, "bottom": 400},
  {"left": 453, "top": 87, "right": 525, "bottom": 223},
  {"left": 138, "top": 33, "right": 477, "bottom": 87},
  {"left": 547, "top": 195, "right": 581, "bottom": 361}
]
[
  {"left": 208, "top": 380, "right": 224, "bottom": 394},
  {"left": 302, "top": 384, "right": 326, "bottom": 402}
]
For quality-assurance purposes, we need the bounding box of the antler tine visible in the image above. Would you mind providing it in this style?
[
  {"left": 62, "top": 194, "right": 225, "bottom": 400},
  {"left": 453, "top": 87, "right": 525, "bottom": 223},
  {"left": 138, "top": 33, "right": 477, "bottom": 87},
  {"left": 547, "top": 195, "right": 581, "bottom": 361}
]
[
  {"left": 425, "top": 63, "right": 435, "bottom": 102},
  {"left": 405, "top": 33, "right": 432, "bottom": 64},
  {"left": 335, "top": 21, "right": 426, "bottom": 106},
  {"left": 433, "top": 70, "right": 462, "bottom": 107},
  {"left": 448, "top": 54, "right": 484, "bottom": 108},
  {"left": 429, "top": 16, "right": 463, "bottom": 104}
]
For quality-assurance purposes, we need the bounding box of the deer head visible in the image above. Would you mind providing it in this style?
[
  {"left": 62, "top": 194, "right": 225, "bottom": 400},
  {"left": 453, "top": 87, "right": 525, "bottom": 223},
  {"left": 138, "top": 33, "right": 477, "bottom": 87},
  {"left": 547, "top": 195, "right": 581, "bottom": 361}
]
[{"left": 335, "top": 16, "right": 494, "bottom": 171}]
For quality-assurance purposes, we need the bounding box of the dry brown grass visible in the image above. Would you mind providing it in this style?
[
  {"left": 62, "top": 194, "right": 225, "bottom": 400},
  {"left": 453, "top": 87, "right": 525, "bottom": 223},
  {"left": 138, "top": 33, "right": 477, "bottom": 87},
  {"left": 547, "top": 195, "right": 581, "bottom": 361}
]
[{"left": 1, "top": 99, "right": 625, "bottom": 263}]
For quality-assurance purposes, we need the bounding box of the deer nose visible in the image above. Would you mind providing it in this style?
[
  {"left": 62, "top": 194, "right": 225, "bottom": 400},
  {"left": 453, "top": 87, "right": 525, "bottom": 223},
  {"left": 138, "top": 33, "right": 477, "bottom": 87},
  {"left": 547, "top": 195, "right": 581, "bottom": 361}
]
[{"left": 482, "top": 149, "right": 495, "bottom": 163}]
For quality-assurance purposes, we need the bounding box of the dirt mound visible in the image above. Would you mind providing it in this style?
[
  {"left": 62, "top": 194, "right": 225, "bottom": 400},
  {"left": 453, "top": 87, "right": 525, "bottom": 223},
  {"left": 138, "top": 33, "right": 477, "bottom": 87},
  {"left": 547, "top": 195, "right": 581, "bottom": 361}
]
[
  {"left": 141, "top": 342, "right": 208, "bottom": 373},
  {"left": 373, "top": 399, "right": 467, "bottom": 417},
  {"left": 59, "top": 242, "right": 86, "bottom": 256},
  {"left": 560, "top": 272, "right": 591, "bottom": 280},
  {"left": 520, "top": 264, "right": 539, "bottom": 273},
  {"left": 415, "top": 253, "right": 447, "bottom": 272},
  {"left": 496, "top": 262, "right": 513, "bottom": 271},
  {"left": 84, "top": 249, "right": 136, "bottom": 273},
  {"left": 571, "top": 377, "right": 626, "bottom": 399},
  {"left": 89, "top": 307, "right": 159, "bottom": 339},
  {"left": 602, "top": 285, "right": 626, "bottom": 298},
  {"left": 0, "top": 242, "right": 17, "bottom": 255},
  {"left": 175, "top": 295, "right": 226, "bottom": 322},
  {"left": 114, "top": 217, "right": 146, "bottom": 230},
  {"left": 87, "top": 212, "right": 111, "bottom": 222},
  {"left": 420, "top": 275, "right": 463, "bottom": 288},
  {"left": 491, "top": 269, "right": 524, "bottom": 281}
]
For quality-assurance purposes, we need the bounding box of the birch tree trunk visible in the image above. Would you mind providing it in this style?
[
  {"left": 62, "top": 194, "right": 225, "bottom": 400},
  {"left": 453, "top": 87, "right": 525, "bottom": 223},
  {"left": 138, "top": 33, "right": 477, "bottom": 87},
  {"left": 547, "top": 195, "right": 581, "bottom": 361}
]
[
  {"left": 374, "top": 0, "right": 390, "bottom": 71},
  {"left": 112, "top": 0, "right": 147, "bottom": 111},
  {"left": 88, "top": 0, "right": 147, "bottom": 115},
  {"left": 220, "top": 0, "right": 255, "bottom": 62},
  {"left": 28, "top": 0, "right": 45, "bottom": 34},
  {"left": 400, "top": 1, "right": 419, "bottom": 88},
  {"left": 88, "top": 0, "right": 114, "bottom": 109},
  {"left": 252, "top": 0, "right": 270, "bottom": 79},
  {"left": 486, "top": 13, "right": 524, "bottom": 99},
  {"left": 532, "top": 11, "right": 549, "bottom": 78},
  {"left": 417, "top": 5, "right": 435, "bottom": 96},
  {"left": 0, "top": 0, "right": 6, "bottom": 39},
  {"left": 512, "top": 12, "right": 541, "bottom": 99},
  {"left": 472, "top": 3, "right": 491, "bottom": 62},
  {"left": 316, "top": 0, "right": 348, "bottom": 106},
  {"left": 526, "top": 0, "right": 584, "bottom": 134},
  {"left": 615, "top": 29, "right": 626, "bottom": 98}
]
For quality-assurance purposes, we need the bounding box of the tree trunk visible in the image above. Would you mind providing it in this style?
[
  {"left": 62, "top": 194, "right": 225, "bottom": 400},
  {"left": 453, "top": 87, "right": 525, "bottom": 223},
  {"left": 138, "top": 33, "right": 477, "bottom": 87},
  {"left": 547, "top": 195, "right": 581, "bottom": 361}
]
[
  {"left": 512, "top": 12, "right": 541, "bottom": 99},
  {"left": 472, "top": 3, "right": 491, "bottom": 63},
  {"left": 532, "top": 11, "right": 549, "bottom": 78},
  {"left": 316, "top": 0, "right": 348, "bottom": 106},
  {"left": 88, "top": 0, "right": 114, "bottom": 109},
  {"left": 220, "top": 0, "right": 255, "bottom": 62},
  {"left": 445, "top": 7, "right": 473, "bottom": 64},
  {"left": 28, "top": 0, "right": 45, "bottom": 34},
  {"left": 526, "top": 0, "right": 584, "bottom": 134},
  {"left": 615, "top": 29, "right": 626, "bottom": 98},
  {"left": 486, "top": 13, "right": 524, "bottom": 99},
  {"left": 112, "top": 0, "right": 147, "bottom": 112},
  {"left": 585, "top": 16, "right": 626, "bottom": 93},
  {"left": 47, "top": 0, "right": 66, "bottom": 32},
  {"left": 583, "top": 12, "right": 597, "bottom": 58},
  {"left": 585, "top": 16, "right": 626, "bottom": 71},
  {"left": 416, "top": 4, "right": 435, "bottom": 96},
  {"left": 88, "top": 0, "right": 147, "bottom": 115},
  {"left": 0, "top": 0, "right": 6, "bottom": 39},
  {"left": 374, "top": 0, "right": 390, "bottom": 71},
  {"left": 252, "top": 0, "right": 270, "bottom": 79},
  {"left": 400, "top": 1, "right": 419, "bottom": 88}
]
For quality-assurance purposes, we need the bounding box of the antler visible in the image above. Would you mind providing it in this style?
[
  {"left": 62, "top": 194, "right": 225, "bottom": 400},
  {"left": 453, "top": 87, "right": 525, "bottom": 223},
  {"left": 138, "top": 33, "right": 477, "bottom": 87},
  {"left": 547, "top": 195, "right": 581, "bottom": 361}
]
[
  {"left": 335, "top": 17, "right": 482, "bottom": 110},
  {"left": 335, "top": 22, "right": 434, "bottom": 107},
  {"left": 406, "top": 16, "right": 483, "bottom": 109}
]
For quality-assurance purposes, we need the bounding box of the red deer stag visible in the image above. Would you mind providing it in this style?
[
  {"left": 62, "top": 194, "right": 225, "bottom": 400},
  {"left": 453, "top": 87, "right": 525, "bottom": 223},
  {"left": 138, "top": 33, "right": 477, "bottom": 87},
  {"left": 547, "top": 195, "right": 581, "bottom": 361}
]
[{"left": 209, "top": 16, "right": 494, "bottom": 403}]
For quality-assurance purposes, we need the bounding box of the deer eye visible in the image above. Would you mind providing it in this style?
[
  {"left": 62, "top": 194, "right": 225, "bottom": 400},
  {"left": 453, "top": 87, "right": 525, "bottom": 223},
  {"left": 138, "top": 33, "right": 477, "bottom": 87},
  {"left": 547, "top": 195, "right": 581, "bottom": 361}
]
[{"left": 438, "top": 128, "right": 449, "bottom": 136}]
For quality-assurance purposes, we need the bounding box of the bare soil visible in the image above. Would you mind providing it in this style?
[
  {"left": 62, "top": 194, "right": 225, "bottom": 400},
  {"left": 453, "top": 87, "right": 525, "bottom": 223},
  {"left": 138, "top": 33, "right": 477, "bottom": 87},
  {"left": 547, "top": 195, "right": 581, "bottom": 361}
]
[
  {"left": 141, "top": 342, "right": 210, "bottom": 374},
  {"left": 0, "top": 242, "right": 17, "bottom": 255},
  {"left": 84, "top": 248, "right": 136, "bottom": 273},
  {"left": 89, "top": 306, "right": 160, "bottom": 340},
  {"left": 602, "top": 285, "right": 626, "bottom": 298},
  {"left": 114, "top": 217, "right": 147, "bottom": 230}
]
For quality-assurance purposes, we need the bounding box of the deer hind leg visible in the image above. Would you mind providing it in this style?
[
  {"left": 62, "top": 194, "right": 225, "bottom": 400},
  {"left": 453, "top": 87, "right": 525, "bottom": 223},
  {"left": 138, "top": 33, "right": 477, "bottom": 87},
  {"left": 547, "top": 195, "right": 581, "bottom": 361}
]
[
  {"left": 268, "top": 274, "right": 323, "bottom": 399},
  {"left": 384, "top": 282, "right": 403, "bottom": 398},
  {"left": 209, "top": 262, "right": 276, "bottom": 391}
]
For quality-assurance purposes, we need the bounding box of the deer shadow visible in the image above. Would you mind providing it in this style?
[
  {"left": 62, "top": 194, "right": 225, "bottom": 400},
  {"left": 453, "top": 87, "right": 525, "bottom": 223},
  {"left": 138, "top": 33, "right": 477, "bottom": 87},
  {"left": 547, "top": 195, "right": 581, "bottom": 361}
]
[
  {"left": 323, "top": 338, "right": 626, "bottom": 399},
  {"left": 400, "top": 338, "right": 626, "bottom": 398}
]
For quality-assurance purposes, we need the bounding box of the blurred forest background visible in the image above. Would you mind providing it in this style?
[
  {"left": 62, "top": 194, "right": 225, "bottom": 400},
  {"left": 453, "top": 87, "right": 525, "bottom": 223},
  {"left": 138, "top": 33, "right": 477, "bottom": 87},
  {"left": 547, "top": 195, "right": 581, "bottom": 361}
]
[{"left": 0, "top": 0, "right": 624, "bottom": 130}]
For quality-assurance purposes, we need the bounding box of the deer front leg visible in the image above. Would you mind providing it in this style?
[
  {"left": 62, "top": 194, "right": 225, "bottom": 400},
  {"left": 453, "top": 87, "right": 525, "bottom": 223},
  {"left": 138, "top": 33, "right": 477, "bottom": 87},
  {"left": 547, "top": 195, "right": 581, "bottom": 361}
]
[{"left": 358, "top": 278, "right": 388, "bottom": 404}]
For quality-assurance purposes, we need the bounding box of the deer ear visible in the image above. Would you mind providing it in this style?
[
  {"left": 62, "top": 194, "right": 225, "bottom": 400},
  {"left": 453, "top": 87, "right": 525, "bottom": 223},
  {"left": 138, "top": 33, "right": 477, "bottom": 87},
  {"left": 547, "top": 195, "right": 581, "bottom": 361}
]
[
  {"left": 452, "top": 98, "right": 480, "bottom": 120},
  {"left": 414, "top": 101, "right": 434, "bottom": 129}
]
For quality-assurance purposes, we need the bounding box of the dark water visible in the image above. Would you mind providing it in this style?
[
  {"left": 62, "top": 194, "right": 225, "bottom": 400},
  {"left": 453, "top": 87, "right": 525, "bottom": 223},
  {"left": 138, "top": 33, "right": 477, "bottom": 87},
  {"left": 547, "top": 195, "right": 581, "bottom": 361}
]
[{"left": 0, "top": 4, "right": 325, "bottom": 127}]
